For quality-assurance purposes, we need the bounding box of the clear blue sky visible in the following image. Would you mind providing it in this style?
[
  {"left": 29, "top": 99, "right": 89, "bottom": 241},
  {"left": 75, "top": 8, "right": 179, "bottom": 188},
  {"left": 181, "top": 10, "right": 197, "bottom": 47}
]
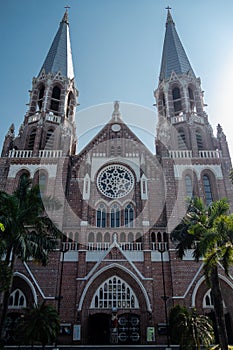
[{"left": 1, "top": 0, "right": 233, "bottom": 156}]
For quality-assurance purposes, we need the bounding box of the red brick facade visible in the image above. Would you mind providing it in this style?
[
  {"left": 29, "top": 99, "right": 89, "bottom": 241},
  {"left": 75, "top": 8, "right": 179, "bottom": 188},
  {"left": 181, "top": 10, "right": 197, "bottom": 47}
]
[{"left": 1, "top": 9, "right": 233, "bottom": 346}]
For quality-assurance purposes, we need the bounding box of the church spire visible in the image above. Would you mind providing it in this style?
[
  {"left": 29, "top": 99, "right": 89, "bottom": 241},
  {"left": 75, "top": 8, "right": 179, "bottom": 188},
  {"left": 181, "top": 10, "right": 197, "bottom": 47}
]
[
  {"left": 159, "top": 8, "right": 195, "bottom": 81},
  {"left": 39, "top": 9, "right": 74, "bottom": 79}
]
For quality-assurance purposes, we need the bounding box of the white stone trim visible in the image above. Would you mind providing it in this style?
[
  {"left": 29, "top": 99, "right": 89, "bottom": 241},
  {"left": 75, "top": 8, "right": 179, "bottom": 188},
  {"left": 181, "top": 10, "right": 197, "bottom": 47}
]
[
  {"left": 172, "top": 263, "right": 204, "bottom": 300},
  {"left": 173, "top": 164, "right": 223, "bottom": 180},
  {"left": 13, "top": 271, "right": 38, "bottom": 305},
  {"left": 23, "top": 262, "right": 55, "bottom": 300},
  {"left": 91, "top": 157, "right": 140, "bottom": 182},
  {"left": 8, "top": 164, "right": 58, "bottom": 178},
  {"left": 77, "top": 263, "right": 152, "bottom": 312},
  {"left": 83, "top": 173, "right": 90, "bottom": 200},
  {"left": 191, "top": 273, "right": 233, "bottom": 307}
]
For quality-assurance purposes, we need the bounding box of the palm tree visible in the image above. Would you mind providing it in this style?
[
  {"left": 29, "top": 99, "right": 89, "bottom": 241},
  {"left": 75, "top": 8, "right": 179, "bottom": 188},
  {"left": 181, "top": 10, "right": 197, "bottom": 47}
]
[
  {"left": 18, "top": 301, "right": 60, "bottom": 349},
  {"left": 0, "top": 177, "right": 62, "bottom": 339},
  {"left": 171, "top": 197, "right": 233, "bottom": 350},
  {"left": 169, "top": 305, "right": 214, "bottom": 350}
]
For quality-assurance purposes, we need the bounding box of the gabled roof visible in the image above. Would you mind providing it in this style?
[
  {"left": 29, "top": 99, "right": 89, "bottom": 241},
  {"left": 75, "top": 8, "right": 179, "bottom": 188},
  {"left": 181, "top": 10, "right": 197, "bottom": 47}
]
[
  {"left": 76, "top": 104, "right": 155, "bottom": 159},
  {"left": 159, "top": 9, "right": 195, "bottom": 81},
  {"left": 38, "top": 10, "right": 74, "bottom": 79}
]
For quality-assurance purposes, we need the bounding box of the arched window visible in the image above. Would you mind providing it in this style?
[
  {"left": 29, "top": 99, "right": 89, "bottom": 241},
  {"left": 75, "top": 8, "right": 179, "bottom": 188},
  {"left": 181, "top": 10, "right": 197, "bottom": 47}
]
[
  {"left": 104, "top": 232, "right": 110, "bottom": 242},
  {"left": 135, "top": 232, "right": 141, "bottom": 242},
  {"left": 37, "top": 85, "right": 45, "bottom": 110},
  {"left": 28, "top": 128, "right": 37, "bottom": 150},
  {"left": 88, "top": 232, "right": 94, "bottom": 242},
  {"left": 203, "top": 175, "right": 213, "bottom": 205},
  {"left": 50, "top": 86, "right": 61, "bottom": 114},
  {"left": 17, "top": 172, "right": 30, "bottom": 190},
  {"left": 120, "top": 232, "right": 126, "bottom": 242},
  {"left": 188, "top": 87, "right": 195, "bottom": 112},
  {"left": 151, "top": 232, "right": 156, "bottom": 243},
  {"left": 90, "top": 276, "right": 139, "bottom": 309},
  {"left": 178, "top": 129, "right": 186, "bottom": 149},
  {"left": 66, "top": 92, "right": 73, "bottom": 118},
  {"left": 111, "top": 204, "right": 120, "bottom": 228},
  {"left": 172, "top": 87, "right": 182, "bottom": 115},
  {"left": 203, "top": 289, "right": 214, "bottom": 308},
  {"left": 9, "top": 289, "right": 26, "bottom": 309},
  {"left": 96, "top": 204, "right": 106, "bottom": 228},
  {"left": 124, "top": 204, "right": 134, "bottom": 227},
  {"left": 196, "top": 130, "right": 204, "bottom": 150},
  {"left": 45, "top": 128, "right": 55, "bottom": 149},
  {"left": 159, "top": 92, "right": 166, "bottom": 116},
  {"left": 128, "top": 232, "right": 134, "bottom": 243},
  {"left": 185, "top": 175, "right": 193, "bottom": 198},
  {"left": 96, "top": 232, "right": 102, "bottom": 242},
  {"left": 39, "top": 172, "right": 47, "bottom": 195}
]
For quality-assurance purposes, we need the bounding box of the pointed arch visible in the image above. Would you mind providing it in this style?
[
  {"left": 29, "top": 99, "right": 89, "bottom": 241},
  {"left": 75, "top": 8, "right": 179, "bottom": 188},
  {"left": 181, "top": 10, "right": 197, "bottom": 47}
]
[
  {"left": 110, "top": 203, "right": 120, "bottom": 228},
  {"left": 124, "top": 203, "right": 134, "bottom": 227},
  {"left": 90, "top": 276, "right": 139, "bottom": 309},
  {"left": 9, "top": 289, "right": 27, "bottom": 309},
  {"left": 45, "top": 128, "right": 55, "bottom": 150},
  {"left": 66, "top": 91, "right": 74, "bottom": 119},
  {"left": 50, "top": 85, "right": 61, "bottom": 114},
  {"left": 196, "top": 128, "right": 204, "bottom": 150},
  {"left": 177, "top": 128, "right": 186, "bottom": 149},
  {"left": 191, "top": 274, "right": 233, "bottom": 308},
  {"left": 158, "top": 91, "right": 166, "bottom": 117},
  {"left": 78, "top": 263, "right": 152, "bottom": 312},
  {"left": 188, "top": 85, "right": 195, "bottom": 112},
  {"left": 185, "top": 174, "right": 193, "bottom": 198},
  {"left": 172, "top": 86, "right": 182, "bottom": 115},
  {"left": 96, "top": 203, "right": 106, "bottom": 228},
  {"left": 203, "top": 173, "right": 213, "bottom": 205},
  {"left": 37, "top": 84, "right": 45, "bottom": 111},
  {"left": 27, "top": 128, "right": 37, "bottom": 150},
  {"left": 33, "top": 170, "right": 48, "bottom": 195}
]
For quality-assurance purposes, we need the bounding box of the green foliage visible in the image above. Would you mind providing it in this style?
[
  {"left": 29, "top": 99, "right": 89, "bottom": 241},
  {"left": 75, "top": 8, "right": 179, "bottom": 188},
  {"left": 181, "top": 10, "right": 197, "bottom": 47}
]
[
  {"left": 0, "top": 177, "right": 63, "bottom": 337},
  {"left": 0, "top": 177, "right": 62, "bottom": 266},
  {"left": 17, "top": 301, "right": 60, "bottom": 348},
  {"left": 171, "top": 197, "right": 231, "bottom": 349},
  {"left": 169, "top": 305, "right": 214, "bottom": 350},
  {"left": 0, "top": 262, "right": 11, "bottom": 292},
  {"left": 171, "top": 197, "right": 233, "bottom": 283}
]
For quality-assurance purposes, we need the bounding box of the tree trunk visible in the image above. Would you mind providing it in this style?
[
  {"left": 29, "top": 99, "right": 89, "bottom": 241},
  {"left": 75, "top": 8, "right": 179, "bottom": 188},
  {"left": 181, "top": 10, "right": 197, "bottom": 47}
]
[
  {"left": 210, "top": 266, "right": 228, "bottom": 350},
  {"left": 0, "top": 250, "right": 15, "bottom": 339}
]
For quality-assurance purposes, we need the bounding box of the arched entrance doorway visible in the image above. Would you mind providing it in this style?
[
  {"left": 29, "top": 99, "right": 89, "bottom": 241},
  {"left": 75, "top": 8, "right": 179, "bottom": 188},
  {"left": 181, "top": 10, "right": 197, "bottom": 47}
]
[
  {"left": 88, "top": 313, "right": 111, "bottom": 344},
  {"left": 88, "top": 312, "right": 141, "bottom": 345}
]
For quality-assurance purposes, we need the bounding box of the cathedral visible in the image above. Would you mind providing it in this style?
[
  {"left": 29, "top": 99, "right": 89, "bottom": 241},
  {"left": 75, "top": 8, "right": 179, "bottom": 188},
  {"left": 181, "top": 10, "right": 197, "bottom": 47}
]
[{"left": 1, "top": 8, "right": 233, "bottom": 346}]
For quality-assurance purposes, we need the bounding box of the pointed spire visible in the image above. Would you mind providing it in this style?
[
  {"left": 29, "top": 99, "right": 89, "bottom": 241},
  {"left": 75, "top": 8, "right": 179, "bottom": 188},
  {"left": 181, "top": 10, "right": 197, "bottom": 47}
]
[
  {"left": 166, "top": 8, "right": 174, "bottom": 25},
  {"left": 38, "top": 10, "right": 74, "bottom": 79},
  {"left": 159, "top": 8, "right": 195, "bottom": 81}
]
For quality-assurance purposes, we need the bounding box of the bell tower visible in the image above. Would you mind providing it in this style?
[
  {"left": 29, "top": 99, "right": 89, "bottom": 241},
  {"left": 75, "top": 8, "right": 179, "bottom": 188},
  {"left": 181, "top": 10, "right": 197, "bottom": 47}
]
[
  {"left": 155, "top": 9, "right": 217, "bottom": 156},
  {"left": 154, "top": 9, "right": 233, "bottom": 229},
  {"left": 2, "top": 10, "right": 78, "bottom": 158}
]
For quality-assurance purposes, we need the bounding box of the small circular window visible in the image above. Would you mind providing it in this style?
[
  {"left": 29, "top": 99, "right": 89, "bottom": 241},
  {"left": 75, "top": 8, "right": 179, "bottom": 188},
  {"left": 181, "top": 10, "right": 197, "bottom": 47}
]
[{"left": 97, "top": 164, "right": 134, "bottom": 199}]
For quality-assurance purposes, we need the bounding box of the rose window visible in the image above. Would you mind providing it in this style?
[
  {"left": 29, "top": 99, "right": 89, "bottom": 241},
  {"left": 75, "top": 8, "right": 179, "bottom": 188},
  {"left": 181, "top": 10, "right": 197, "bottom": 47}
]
[{"left": 97, "top": 165, "right": 134, "bottom": 198}]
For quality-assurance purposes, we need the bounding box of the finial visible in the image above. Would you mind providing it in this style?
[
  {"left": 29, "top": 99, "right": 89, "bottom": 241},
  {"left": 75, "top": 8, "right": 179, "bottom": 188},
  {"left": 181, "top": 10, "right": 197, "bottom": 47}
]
[
  {"left": 62, "top": 6, "right": 70, "bottom": 24},
  {"left": 112, "top": 101, "right": 121, "bottom": 121},
  {"left": 166, "top": 6, "right": 174, "bottom": 25}
]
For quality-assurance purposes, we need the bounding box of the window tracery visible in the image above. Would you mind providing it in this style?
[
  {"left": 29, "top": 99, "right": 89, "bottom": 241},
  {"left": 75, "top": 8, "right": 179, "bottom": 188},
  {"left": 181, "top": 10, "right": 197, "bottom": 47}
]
[{"left": 91, "top": 276, "right": 139, "bottom": 309}]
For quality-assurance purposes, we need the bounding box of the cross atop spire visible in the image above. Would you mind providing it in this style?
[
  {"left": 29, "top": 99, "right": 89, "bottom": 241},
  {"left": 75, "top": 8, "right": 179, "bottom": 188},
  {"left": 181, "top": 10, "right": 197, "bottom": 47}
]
[
  {"left": 39, "top": 10, "right": 74, "bottom": 79},
  {"left": 62, "top": 7, "right": 70, "bottom": 24},
  {"left": 159, "top": 9, "right": 195, "bottom": 81},
  {"left": 165, "top": 6, "right": 174, "bottom": 25}
]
